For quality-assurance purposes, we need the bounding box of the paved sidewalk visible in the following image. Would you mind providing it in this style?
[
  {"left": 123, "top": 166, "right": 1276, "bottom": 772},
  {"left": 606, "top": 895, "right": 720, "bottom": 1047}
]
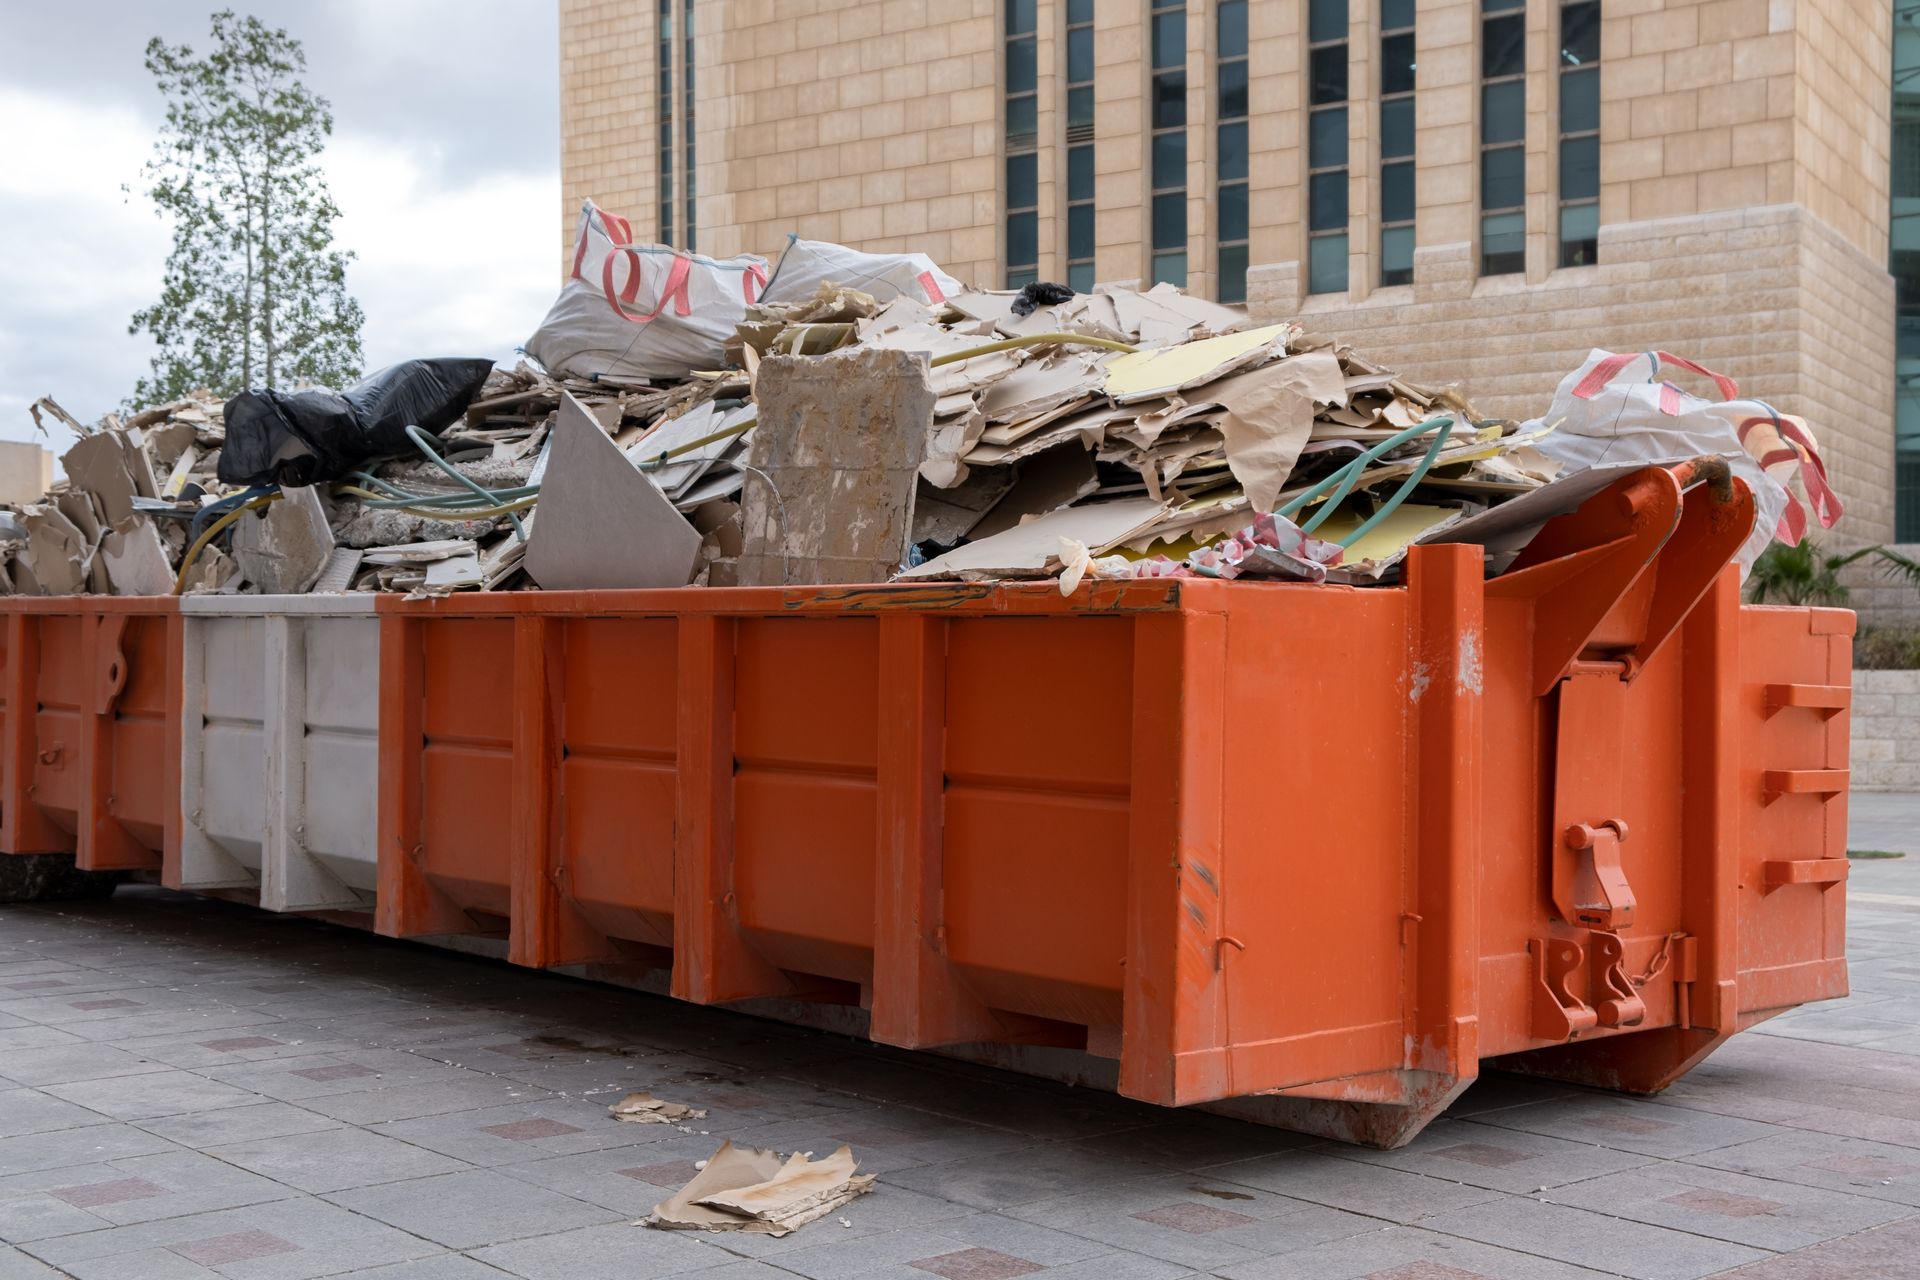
[{"left": 0, "top": 812, "right": 1915, "bottom": 1280}]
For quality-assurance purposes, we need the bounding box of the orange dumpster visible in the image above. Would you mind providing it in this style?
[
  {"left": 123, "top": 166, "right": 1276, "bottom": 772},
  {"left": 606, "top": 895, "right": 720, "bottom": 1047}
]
[
  {"left": 0, "top": 598, "right": 182, "bottom": 876},
  {"left": 370, "top": 464, "right": 1851, "bottom": 1147}
]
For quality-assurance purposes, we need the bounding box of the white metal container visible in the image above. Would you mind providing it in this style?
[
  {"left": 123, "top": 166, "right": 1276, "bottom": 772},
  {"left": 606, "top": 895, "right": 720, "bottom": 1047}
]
[{"left": 179, "top": 595, "right": 380, "bottom": 911}]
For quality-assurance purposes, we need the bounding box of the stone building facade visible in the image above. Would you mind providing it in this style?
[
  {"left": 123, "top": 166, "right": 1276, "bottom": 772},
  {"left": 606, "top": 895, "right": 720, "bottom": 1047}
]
[{"left": 560, "top": 0, "right": 1900, "bottom": 563}]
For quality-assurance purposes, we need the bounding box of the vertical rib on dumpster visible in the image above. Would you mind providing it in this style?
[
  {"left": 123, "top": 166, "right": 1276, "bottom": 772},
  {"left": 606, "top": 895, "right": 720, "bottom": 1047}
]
[
  {"left": 1120, "top": 602, "right": 1229, "bottom": 1106},
  {"left": 377, "top": 613, "right": 469, "bottom": 938},
  {"left": 872, "top": 613, "right": 1000, "bottom": 1047},
  {"left": 510, "top": 615, "right": 616, "bottom": 969},
  {"left": 1408, "top": 543, "right": 1485, "bottom": 1101},
  {"left": 1, "top": 612, "right": 68, "bottom": 855},
  {"left": 672, "top": 612, "right": 790, "bottom": 1003}
]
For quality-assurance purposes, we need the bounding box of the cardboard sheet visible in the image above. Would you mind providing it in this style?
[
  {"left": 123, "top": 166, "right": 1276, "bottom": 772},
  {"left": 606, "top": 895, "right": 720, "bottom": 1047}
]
[
  {"left": 1103, "top": 323, "right": 1294, "bottom": 403},
  {"left": 647, "top": 1140, "right": 874, "bottom": 1237},
  {"left": 900, "top": 496, "right": 1167, "bottom": 579},
  {"left": 525, "top": 392, "right": 703, "bottom": 590},
  {"left": 1211, "top": 350, "right": 1348, "bottom": 514},
  {"left": 969, "top": 444, "right": 1101, "bottom": 539}
]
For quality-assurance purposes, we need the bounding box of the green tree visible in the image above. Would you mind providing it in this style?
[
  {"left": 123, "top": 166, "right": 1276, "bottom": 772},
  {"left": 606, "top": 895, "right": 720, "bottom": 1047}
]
[
  {"left": 128, "top": 10, "right": 364, "bottom": 407},
  {"left": 1747, "top": 541, "right": 1920, "bottom": 607}
]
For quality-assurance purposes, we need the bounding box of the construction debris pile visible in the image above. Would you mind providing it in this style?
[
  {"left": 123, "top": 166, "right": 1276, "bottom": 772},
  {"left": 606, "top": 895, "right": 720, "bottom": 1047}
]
[{"left": 3, "top": 216, "right": 1833, "bottom": 598}]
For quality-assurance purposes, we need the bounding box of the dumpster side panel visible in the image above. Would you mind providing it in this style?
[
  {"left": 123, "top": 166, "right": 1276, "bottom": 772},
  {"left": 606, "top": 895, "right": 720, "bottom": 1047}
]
[
  {"left": 943, "top": 615, "right": 1133, "bottom": 1028},
  {"left": 556, "top": 616, "right": 678, "bottom": 948},
  {"left": 731, "top": 617, "right": 879, "bottom": 985},
  {"left": 183, "top": 616, "right": 268, "bottom": 881},
  {"left": 301, "top": 615, "right": 382, "bottom": 897},
  {"left": 419, "top": 619, "right": 514, "bottom": 920},
  {"left": 1214, "top": 587, "right": 1411, "bottom": 1092},
  {"left": 1736, "top": 605, "right": 1853, "bottom": 1017}
]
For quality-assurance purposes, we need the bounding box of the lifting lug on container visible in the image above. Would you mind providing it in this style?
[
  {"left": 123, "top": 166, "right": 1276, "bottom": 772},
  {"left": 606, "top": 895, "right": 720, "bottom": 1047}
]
[
  {"left": 1564, "top": 819, "right": 1635, "bottom": 931},
  {"left": 1530, "top": 936, "right": 1598, "bottom": 1041},
  {"left": 1528, "top": 927, "right": 1648, "bottom": 1043},
  {"left": 1588, "top": 930, "right": 1646, "bottom": 1028}
]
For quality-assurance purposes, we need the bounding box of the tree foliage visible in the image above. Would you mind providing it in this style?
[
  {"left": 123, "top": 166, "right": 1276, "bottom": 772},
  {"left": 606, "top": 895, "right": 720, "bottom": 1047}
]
[{"left": 128, "top": 10, "right": 364, "bottom": 408}]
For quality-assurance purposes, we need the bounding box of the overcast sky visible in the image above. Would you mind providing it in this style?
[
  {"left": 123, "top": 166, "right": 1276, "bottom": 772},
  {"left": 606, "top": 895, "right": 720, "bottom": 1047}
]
[{"left": 0, "top": 1, "right": 561, "bottom": 452}]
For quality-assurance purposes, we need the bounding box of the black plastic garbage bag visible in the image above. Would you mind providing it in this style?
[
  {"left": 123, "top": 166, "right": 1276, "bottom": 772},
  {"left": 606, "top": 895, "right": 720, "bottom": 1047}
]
[
  {"left": 218, "top": 357, "right": 496, "bottom": 487},
  {"left": 1010, "top": 281, "right": 1075, "bottom": 317}
]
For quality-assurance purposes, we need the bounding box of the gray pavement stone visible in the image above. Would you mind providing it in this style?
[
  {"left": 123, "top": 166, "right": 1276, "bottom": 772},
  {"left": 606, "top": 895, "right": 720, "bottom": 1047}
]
[
  {"left": 1198, "top": 1148, "right": 1502, "bottom": 1223},
  {"left": 44, "top": 1069, "right": 268, "bottom": 1121},
  {"left": 206, "top": 1124, "right": 472, "bottom": 1193},
  {"left": 23, "top": 1194, "right": 446, "bottom": 1277},
  {"left": 0, "top": 1246, "right": 66, "bottom": 1278},
  {"left": 1547, "top": 1159, "right": 1912, "bottom": 1252},
  {"left": 2, "top": 864, "right": 1918, "bottom": 1279},
  {"left": 325, "top": 1168, "right": 622, "bottom": 1249},
  {"left": 1210, "top": 1224, "right": 1619, "bottom": 1279},
  {"left": 1414, "top": 1196, "right": 1771, "bottom": 1279},
  {"left": 1464, "top": 1092, "right": 1781, "bottom": 1157},
  {"left": 466, "top": 1221, "right": 728, "bottom": 1279},
  {"left": 1331, "top": 1116, "right": 1656, "bottom": 1193},
  {"left": 134, "top": 1100, "right": 342, "bottom": 1150}
]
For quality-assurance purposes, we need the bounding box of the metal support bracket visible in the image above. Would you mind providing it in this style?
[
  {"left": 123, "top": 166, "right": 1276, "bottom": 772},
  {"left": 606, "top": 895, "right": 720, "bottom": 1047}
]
[{"left": 1564, "top": 819, "right": 1636, "bottom": 931}]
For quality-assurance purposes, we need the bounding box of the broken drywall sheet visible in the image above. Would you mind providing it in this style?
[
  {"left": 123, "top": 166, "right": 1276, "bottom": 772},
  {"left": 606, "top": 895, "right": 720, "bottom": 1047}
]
[
  {"left": 231, "top": 485, "right": 335, "bottom": 594},
  {"left": 525, "top": 391, "right": 703, "bottom": 591},
  {"left": 647, "top": 1140, "right": 874, "bottom": 1237},
  {"left": 99, "top": 516, "right": 175, "bottom": 596},
  {"left": 62, "top": 433, "right": 141, "bottom": 525},
  {"left": 739, "top": 346, "right": 935, "bottom": 586},
  {"left": 969, "top": 444, "right": 1100, "bottom": 540}
]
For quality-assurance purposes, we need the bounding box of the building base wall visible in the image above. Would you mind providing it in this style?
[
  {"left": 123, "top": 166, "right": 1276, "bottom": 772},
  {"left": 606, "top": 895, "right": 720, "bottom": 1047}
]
[{"left": 1244, "top": 204, "right": 1896, "bottom": 551}]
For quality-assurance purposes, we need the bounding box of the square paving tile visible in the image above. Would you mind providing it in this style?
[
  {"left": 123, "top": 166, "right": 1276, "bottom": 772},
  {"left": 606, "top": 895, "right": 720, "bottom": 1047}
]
[
  {"left": 0, "top": 1087, "right": 114, "bottom": 1138},
  {"left": 0, "top": 1043, "right": 174, "bottom": 1089},
  {"left": 909, "top": 1246, "right": 1046, "bottom": 1279},
  {"left": 372, "top": 1098, "right": 670, "bottom": 1165}
]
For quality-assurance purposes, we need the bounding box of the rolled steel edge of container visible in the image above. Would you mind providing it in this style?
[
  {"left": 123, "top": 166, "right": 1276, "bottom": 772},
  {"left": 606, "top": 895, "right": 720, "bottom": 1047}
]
[{"left": 0, "top": 464, "right": 1855, "bottom": 1148}]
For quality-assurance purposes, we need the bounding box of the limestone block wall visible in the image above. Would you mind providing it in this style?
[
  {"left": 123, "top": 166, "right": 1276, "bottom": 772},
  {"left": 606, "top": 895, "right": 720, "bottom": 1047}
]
[{"left": 1850, "top": 669, "right": 1920, "bottom": 793}]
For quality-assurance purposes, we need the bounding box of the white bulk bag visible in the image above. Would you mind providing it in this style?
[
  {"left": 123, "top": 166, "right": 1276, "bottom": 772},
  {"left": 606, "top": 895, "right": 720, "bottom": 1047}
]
[
  {"left": 1528, "top": 349, "right": 1843, "bottom": 573},
  {"left": 526, "top": 201, "right": 770, "bottom": 381},
  {"left": 761, "top": 235, "right": 964, "bottom": 306}
]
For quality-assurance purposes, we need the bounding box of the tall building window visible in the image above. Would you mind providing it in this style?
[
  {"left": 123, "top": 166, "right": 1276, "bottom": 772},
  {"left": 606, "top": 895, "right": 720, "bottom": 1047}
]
[
  {"left": 1065, "top": 0, "right": 1096, "bottom": 291},
  {"left": 683, "top": 0, "right": 697, "bottom": 251},
  {"left": 1894, "top": 2, "right": 1920, "bottom": 538},
  {"left": 1481, "top": 0, "right": 1526, "bottom": 275},
  {"left": 657, "top": 0, "right": 674, "bottom": 245},
  {"left": 1557, "top": 0, "right": 1598, "bottom": 266},
  {"left": 1379, "top": 0, "right": 1415, "bottom": 286},
  {"left": 1308, "top": 0, "right": 1349, "bottom": 294},
  {"left": 1216, "top": 0, "right": 1249, "bottom": 302},
  {"left": 1149, "top": 0, "right": 1187, "bottom": 285},
  {"left": 1005, "top": 0, "right": 1039, "bottom": 286}
]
